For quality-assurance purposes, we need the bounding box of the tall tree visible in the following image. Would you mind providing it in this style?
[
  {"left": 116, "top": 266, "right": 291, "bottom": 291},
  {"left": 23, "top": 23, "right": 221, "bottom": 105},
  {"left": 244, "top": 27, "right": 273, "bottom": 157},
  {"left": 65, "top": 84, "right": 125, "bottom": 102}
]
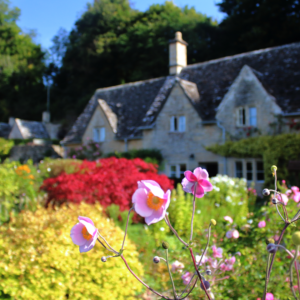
[
  {"left": 50, "top": 0, "right": 217, "bottom": 121},
  {"left": 216, "top": 0, "right": 300, "bottom": 55},
  {"left": 0, "top": 0, "right": 46, "bottom": 122}
]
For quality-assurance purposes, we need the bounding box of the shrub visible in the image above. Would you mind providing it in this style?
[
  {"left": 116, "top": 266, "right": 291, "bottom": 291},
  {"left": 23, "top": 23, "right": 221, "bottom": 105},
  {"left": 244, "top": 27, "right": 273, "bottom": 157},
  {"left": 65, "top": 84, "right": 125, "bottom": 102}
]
[
  {"left": 105, "top": 148, "right": 163, "bottom": 165},
  {"left": 67, "top": 140, "right": 102, "bottom": 160},
  {"left": 0, "top": 160, "right": 42, "bottom": 224},
  {"left": 0, "top": 203, "right": 144, "bottom": 300},
  {"left": 41, "top": 157, "right": 173, "bottom": 211}
]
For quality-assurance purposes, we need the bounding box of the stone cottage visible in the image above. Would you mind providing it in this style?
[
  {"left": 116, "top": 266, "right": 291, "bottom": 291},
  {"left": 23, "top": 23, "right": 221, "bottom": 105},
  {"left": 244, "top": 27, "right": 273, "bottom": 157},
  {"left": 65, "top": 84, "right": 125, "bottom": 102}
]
[{"left": 62, "top": 32, "right": 300, "bottom": 189}]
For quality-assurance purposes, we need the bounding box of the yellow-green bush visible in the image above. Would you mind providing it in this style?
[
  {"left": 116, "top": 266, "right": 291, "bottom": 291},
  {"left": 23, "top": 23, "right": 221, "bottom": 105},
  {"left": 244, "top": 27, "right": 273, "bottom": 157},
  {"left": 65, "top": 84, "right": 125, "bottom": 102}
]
[{"left": 0, "top": 203, "right": 144, "bottom": 300}]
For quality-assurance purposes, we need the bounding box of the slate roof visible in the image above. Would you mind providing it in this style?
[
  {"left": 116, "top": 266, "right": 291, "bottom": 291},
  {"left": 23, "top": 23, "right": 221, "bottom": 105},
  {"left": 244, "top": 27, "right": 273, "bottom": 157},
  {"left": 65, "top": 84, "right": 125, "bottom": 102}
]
[
  {"left": 15, "top": 119, "right": 49, "bottom": 139},
  {"left": 62, "top": 42, "right": 300, "bottom": 145},
  {"left": 0, "top": 123, "right": 11, "bottom": 138}
]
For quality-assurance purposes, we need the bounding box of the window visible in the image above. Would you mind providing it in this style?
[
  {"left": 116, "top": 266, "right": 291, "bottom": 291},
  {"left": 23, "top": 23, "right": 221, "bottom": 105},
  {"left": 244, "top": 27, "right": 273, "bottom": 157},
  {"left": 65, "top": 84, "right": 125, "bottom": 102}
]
[
  {"left": 256, "top": 161, "right": 264, "bottom": 181},
  {"left": 170, "top": 116, "right": 185, "bottom": 132},
  {"left": 249, "top": 107, "right": 257, "bottom": 126},
  {"left": 246, "top": 162, "right": 253, "bottom": 181},
  {"left": 93, "top": 127, "right": 105, "bottom": 142},
  {"left": 237, "top": 108, "right": 246, "bottom": 126},
  {"left": 235, "top": 161, "right": 243, "bottom": 178},
  {"left": 169, "top": 163, "right": 187, "bottom": 178},
  {"left": 199, "top": 162, "right": 218, "bottom": 177}
]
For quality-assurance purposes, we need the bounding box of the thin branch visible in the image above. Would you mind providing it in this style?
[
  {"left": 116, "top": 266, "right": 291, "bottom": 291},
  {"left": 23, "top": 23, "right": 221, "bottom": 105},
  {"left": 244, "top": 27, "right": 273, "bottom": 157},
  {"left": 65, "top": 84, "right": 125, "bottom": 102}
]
[
  {"left": 164, "top": 215, "right": 188, "bottom": 247},
  {"left": 121, "top": 207, "right": 133, "bottom": 251},
  {"left": 166, "top": 249, "right": 177, "bottom": 299},
  {"left": 289, "top": 245, "right": 299, "bottom": 299},
  {"left": 190, "top": 184, "right": 197, "bottom": 242}
]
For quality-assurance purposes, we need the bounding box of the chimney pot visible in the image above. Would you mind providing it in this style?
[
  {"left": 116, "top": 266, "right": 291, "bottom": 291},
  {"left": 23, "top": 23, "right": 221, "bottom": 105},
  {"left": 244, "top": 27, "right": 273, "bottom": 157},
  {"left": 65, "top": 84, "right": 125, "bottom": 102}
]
[{"left": 42, "top": 111, "right": 50, "bottom": 123}]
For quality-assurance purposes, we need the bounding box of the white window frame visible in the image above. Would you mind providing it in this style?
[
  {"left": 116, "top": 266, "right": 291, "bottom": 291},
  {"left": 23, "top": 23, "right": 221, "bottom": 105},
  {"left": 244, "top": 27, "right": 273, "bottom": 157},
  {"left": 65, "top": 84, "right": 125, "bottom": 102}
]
[
  {"left": 256, "top": 161, "right": 265, "bottom": 182},
  {"left": 93, "top": 127, "right": 106, "bottom": 143},
  {"left": 169, "top": 163, "right": 187, "bottom": 178},
  {"left": 249, "top": 107, "right": 257, "bottom": 126},
  {"left": 235, "top": 161, "right": 243, "bottom": 178},
  {"left": 99, "top": 127, "right": 105, "bottom": 142},
  {"left": 178, "top": 116, "right": 186, "bottom": 132},
  {"left": 236, "top": 106, "right": 257, "bottom": 127},
  {"left": 246, "top": 161, "right": 253, "bottom": 181},
  {"left": 170, "top": 116, "right": 185, "bottom": 132}
]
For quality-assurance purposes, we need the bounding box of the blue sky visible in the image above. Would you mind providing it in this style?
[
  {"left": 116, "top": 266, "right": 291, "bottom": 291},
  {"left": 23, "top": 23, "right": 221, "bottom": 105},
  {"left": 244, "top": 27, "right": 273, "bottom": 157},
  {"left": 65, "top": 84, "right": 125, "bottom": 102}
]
[{"left": 11, "top": 0, "right": 225, "bottom": 50}]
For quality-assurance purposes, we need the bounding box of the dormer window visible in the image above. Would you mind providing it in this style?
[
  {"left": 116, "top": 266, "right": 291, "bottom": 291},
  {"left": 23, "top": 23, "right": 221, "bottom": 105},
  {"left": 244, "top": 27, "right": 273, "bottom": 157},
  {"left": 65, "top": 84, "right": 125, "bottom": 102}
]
[
  {"left": 236, "top": 107, "right": 257, "bottom": 127},
  {"left": 170, "top": 116, "right": 185, "bottom": 132},
  {"left": 93, "top": 127, "right": 105, "bottom": 142}
]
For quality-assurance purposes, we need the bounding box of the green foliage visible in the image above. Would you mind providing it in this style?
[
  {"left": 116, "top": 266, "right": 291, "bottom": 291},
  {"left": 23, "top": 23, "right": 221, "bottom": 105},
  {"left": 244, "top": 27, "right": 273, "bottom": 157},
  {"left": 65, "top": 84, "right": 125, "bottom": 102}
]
[
  {"left": 207, "top": 133, "right": 300, "bottom": 187},
  {"left": 0, "top": 0, "right": 46, "bottom": 122},
  {"left": 0, "top": 137, "right": 14, "bottom": 159},
  {"left": 67, "top": 140, "right": 102, "bottom": 160},
  {"left": 167, "top": 176, "right": 249, "bottom": 238},
  {"left": 105, "top": 148, "right": 163, "bottom": 165},
  {"left": 0, "top": 160, "right": 42, "bottom": 224},
  {"left": 0, "top": 203, "right": 144, "bottom": 299},
  {"left": 38, "top": 158, "right": 82, "bottom": 179}
]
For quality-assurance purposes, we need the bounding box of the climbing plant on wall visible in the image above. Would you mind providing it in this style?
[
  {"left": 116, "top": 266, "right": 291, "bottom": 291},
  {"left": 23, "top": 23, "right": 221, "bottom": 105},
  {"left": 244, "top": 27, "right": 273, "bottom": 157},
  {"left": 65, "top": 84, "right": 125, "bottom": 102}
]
[{"left": 206, "top": 133, "right": 300, "bottom": 187}]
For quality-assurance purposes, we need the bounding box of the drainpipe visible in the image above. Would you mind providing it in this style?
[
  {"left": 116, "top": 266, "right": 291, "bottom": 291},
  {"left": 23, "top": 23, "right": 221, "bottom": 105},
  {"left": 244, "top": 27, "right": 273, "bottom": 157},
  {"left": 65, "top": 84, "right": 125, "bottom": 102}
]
[
  {"left": 216, "top": 120, "right": 227, "bottom": 175},
  {"left": 124, "top": 138, "right": 128, "bottom": 152}
]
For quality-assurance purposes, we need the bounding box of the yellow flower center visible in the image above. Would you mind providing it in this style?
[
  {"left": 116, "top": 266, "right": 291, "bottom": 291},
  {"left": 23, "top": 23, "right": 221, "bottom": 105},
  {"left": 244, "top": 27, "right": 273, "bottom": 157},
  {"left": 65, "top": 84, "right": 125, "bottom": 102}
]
[
  {"left": 81, "top": 226, "right": 93, "bottom": 240},
  {"left": 146, "top": 192, "right": 164, "bottom": 211}
]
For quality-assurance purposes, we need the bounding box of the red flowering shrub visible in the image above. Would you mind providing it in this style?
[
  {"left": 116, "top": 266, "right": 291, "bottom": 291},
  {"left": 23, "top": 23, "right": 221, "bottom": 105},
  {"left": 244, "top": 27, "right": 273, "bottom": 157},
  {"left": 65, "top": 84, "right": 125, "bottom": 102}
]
[{"left": 41, "top": 157, "right": 173, "bottom": 212}]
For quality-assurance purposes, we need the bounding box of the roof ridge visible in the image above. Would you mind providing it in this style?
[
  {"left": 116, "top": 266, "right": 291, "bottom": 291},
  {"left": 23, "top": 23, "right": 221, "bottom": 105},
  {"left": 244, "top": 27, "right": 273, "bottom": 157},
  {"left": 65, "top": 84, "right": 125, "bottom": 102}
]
[
  {"left": 183, "top": 42, "right": 300, "bottom": 70},
  {"left": 96, "top": 76, "right": 167, "bottom": 92}
]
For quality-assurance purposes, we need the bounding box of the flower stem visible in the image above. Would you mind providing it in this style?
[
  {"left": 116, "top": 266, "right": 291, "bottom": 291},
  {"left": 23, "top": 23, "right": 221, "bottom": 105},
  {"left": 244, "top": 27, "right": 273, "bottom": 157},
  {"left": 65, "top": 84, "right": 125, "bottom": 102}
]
[
  {"left": 263, "top": 253, "right": 271, "bottom": 300},
  {"left": 164, "top": 215, "right": 188, "bottom": 247},
  {"left": 189, "top": 247, "right": 211, "bottom": 300},
  {"left": 179, "top": 274, "right": 198, "bottom": 297},
  {"left": 294, "top": 259, "right": 300, "bottom": 298},
  {"left": 121, "top": 207, "right": 133, "bottom": 251},
  {"left": 197, "top": 223, "right": 212, "bottom": 267},
  {"left": 166, "top": 249, "right": 177, "bottom": 299},
  {"left": 289, "top": 245, "right": 299, "bottom": 300},
  {"left": 190, "top": 185, "right": 197, "bottom": 242}
]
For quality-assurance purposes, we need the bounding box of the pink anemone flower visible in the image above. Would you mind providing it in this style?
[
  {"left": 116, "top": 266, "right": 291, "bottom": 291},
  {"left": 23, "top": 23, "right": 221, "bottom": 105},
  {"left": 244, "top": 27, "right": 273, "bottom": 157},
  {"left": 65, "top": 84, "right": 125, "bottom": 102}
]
[
  {"left": 291, "top": 186, "right": 300, "bottom": 203},
  {"left": 171, "top": 260, "right": 185, "bottom": 273},
  {"left": 70, "top": 216, "right": 98, "bottom": 253},
  {"left": 132, "top": 180, "right": 171, "bottom": 225},
  {"left": 182, "top": 272, "right": 192, "bottom": 285},
  {"left": 266, "top": 293, "right": 274, "bottom": 300},
  {"left": 276, "top": 193, "right": 289, "bottom": 205},
  {"left": 258, "top": 220, "right": 266, "bottom": 228},
  {"left": 212, "top": 245, "right": 223, "bottom": 258},
  {"left": 224, "top": 216, "right": 233, "bottom": 223},
  {"left": 181, "top": 167, "right": 213, "bottom": 198}
]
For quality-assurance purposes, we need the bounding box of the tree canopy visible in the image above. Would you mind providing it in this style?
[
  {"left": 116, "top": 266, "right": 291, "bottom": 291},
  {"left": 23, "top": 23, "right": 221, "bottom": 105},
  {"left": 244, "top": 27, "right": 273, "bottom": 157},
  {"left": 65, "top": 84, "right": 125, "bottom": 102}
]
[{"left": 0, "top": 0, "right": 46, "bottom": 122}]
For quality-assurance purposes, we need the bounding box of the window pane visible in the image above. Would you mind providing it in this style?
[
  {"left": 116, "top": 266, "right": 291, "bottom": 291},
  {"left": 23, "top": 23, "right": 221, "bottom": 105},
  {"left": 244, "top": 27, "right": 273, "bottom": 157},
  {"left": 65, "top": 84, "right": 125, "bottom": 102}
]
[
  {"left": 93, "top": 128, "right": 99, "bottom": 142},
  {"left": 174, "top": 117, "right": 178, "bottom": 131},
  {"left": 179, "top": 116, "right": 186, "bottom": 132},
  {"left": 100, "top": 127, "right": 105, "bottom": 142},
  {"left": 199, "top": 162, "right": 218, "bottom": 177},
  {"left": 179, "top": 164, "right": 186, "bottom": 179},
  {"left": 246, "top": 162, "right": 253, "bottom": 181},
  {"left": 249, "top": 107, "right": 257, "bottom": 126},
  {"left": 235, "top": 161, "right": 243, "bottom": 178},
  {"left": 170, "top": 116, "right": 175, "bottom": 131},
  {"left": 238, "top": 108, "right": 246, "bottom": 126},
  {"left": 170, "top": 165, "right": 176, "bottom": 177},
  {"left": 257, "top": 161, "right": 264, "bottom": 181}
]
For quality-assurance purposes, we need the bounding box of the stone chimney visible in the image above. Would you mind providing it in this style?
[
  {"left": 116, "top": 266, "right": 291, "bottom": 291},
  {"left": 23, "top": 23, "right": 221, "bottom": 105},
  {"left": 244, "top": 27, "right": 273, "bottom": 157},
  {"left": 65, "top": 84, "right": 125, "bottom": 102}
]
[
  {"left": 8, "top": 117, "right": 15, "bottom": 127},
  {"left": 42, "top": 111, "right": 50, "bottom": 123},
  {"left": 169, "top": 31, "right": 188, "bottom": 75}
]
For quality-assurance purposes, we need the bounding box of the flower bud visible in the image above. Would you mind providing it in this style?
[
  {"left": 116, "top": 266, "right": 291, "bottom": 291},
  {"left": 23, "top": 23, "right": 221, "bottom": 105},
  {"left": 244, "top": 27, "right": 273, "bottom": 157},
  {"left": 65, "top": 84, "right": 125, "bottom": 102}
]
[
  {"left": 272, "top": 198, "right": 279, "bottom": 205},
  {"left": 206, "top": 268, "right": 211, "bottom": 276},
  {"left": 153, "top": 256, "right": 160, "bottom": 264},
  {"left": 162, "top": 241, "right": 169, "bottom": 249},
  {"left": 266, "top": 243, "right": 276, "bottom": 254},
  {"left": 211, "top": 219, "right": 217, "bottom": 226},
  {"left": 265, "top": 238, "right": 275, "bottom": 245},
  {"left": 292, "top": 232, "right": 300, "bottom": 246},
  {"left": 101, "top": 256, "right": 107, "bottom": 262},
  {"left": 200, "top": 280, "right": 210, "bottom": 290},
  {"left": 262, "top": 189, "right": 270, "bottom": 196},
  {"left": 271, "top": 165, "right": 277, "bottom": 173}
]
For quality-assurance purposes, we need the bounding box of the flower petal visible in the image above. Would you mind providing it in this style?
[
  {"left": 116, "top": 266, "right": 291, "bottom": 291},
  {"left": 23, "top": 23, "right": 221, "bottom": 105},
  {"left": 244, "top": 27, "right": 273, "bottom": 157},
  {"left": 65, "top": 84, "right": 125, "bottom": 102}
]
[
  {"left": 145, "top": 207, "right": 166, "bottom": 225},
  {"left": 163, "top": 190, "right": 171, "bottom": 210},
  {"left": 79, "top": 234, "right": 97, "bottom": 253},
  {"left": 138, "top": 180, "right": 161, "bottom": 189},
  {"left": 194, "top": 184, "right": 205, "bottom": 198},
  {"left": 79, "top": 219, "right": 97, "bottom": 236},
  {"left": 193, "top": 167, "right": 209, "bottom": 180},
  {"left": 78, "top": 216, "right": 95, "bottom": 227},
  {"left": 199, "top": 179, "right": 213, "bottom": 192},
  {"left": 141, "top": 181, "right": 164, "bottom": 198},
  {"left": 181, "top": 178, "right": 194, "bottom": 193},
  {"left": 132, "top": 188, "right": 153, "bottom": 217},
  {"left": 70, "top": 223, "right": 86, "bottom": 246},
  {"left": 184, "top": 170, "right": 197, "bottom": 182}
]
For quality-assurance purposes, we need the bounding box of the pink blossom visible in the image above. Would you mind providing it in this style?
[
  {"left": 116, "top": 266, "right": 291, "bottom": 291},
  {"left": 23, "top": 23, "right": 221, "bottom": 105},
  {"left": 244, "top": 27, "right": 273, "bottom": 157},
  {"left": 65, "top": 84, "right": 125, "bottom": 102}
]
[
  {"left": 196, "top": 254, "right": 208, "bottom": 265},
  {"left": 291, "top": 186, "right": 300, "bottom": 203},
  {"left": 226, "top": 230, "right": 233, "bottom": 238},
  {"left": 181, "top": 167, "right": 213, "bottom": 198},
  {"left": 212, "top": 245, "right": 223, "bottom": 258},
  {"left": 232, "top": 230, "right": 239, "bottom": 239},
  {"left": 258, "top": 220, "right": 266, "bottom": 228},
  {"left": 132, "top": 180, "right": 171, "bottom": 225},
  {"left": 182, "top": 272, "right": 192, "bottom": 285},
  {"left": 70, "top": 216, "right": 98, "bottom": 253},
  {"left": 276, "top": 193, "right": 289, "bottom": 205},
  {"left": 171, "top": 260, "right": 184, "bottom": 273},
  {"left": 224, "top": 216, "right": 233, "bottom": 223},
  {"left": 227, "top": 256, "right": 236, "bottom": 265},
  {"left": 266, "top": 293, "right": 274, "bottom": 300}
]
